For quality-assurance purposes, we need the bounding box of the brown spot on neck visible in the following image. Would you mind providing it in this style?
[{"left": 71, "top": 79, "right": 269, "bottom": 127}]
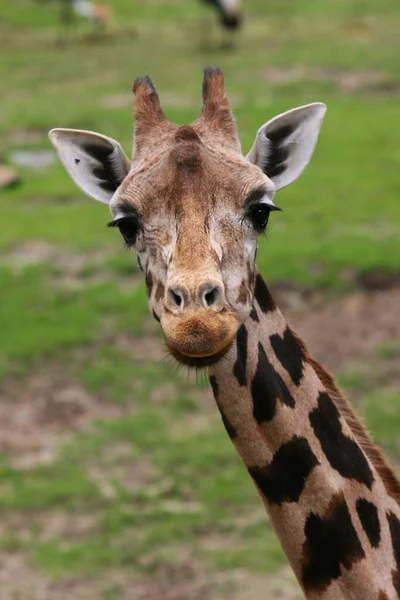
[
  {"left": 302, "top": 491, "right": 365, "bottom": 593},
  {"left": 387, "top": 512, "right": 400, "bottom": 595},
  {"left": 293, "top": 327, "right": 400, "bottom": 505}
]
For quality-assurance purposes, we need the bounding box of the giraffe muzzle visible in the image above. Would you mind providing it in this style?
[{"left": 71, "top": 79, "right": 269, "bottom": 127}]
[{"left": 161, "top": 306, "right": 239, "bottom": 362}]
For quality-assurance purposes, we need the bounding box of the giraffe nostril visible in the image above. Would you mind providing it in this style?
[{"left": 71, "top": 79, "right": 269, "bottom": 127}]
[
  {"left": 204, "top": 286, "right": 220, "bottom": 307},
  {"left": 198, "top": 283, "right": 223, "bottom": 309},
  {"left": 168, "top": 287, "right": 186, "bottom": 309}
]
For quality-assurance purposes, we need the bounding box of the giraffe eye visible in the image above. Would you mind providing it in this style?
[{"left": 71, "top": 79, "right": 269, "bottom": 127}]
[
  {"left": 251, "top": 205, "right": 271, "bottom": 229},
  {"left": 247, "top": 203, "right": 281, "bottom": 233},
  {"left": 247, "top": 205, "right": 269, "bottom": 232},
  {"left": 107, "top": 217, "right": 139, "bottom": 248}
]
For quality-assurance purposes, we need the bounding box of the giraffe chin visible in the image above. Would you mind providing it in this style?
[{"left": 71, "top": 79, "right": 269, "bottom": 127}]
[
  {"left": 161, "top": 308, "right": 239, "bottom": 369},
  {"left": 166, "top": 342, "right": 232, "bottom": 369}
]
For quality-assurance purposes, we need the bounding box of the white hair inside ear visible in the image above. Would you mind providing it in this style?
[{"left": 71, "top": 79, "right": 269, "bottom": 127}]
[
  {"left": 49, "top": 128, "right": 131, "bottom": 204},
  {"left": 247, "top": 103, "right": 326, "bottom": 191}
]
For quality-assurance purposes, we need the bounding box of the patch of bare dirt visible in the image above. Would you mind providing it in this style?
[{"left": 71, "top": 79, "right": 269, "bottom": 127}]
[
  {"left": 101, "top": 91, "right": 243, "bottom": 111},
  {"left": 0, "top": 371, "right": 125, "bottom": 468},
  {"left": 7, "top": 128, "right": 45, "bottom": 145},
  {"left": 354, "top": 269, "right": 400, "bottom": 291},
  {"left": 287, "top": 286, "right": 400, "bottom": 372},
  {"left": 115, "top": 334, "right": 166, "bottom": 362},
  {"left": 0, "top": 555, "right": 301, "bottom": 600},
  {"left": 1, "top": 241, "right": 141, "bottom": 289},
  {"left": 0, "top": 165, "right": 20, "bottom": 189},
  {"left": 3, "top": 241, "right": 106, "bottom": 274},
  {"left": 100, "top": 92, "right": 132, "bottom": 109},
  {"left": 257, "top": 66, "right": 399, "bottom": 96},
  {"left": 101, "top": 91, "right": 198, "bottom": 110},
  {"left": 87, "top": 442, "right": 156, "bottom": 499},
  {"left": 127, "top": 566, "right": 300, "bottom": 600},
  {"left": 228, "top": 568, "right": 301, "bottom": 600},
  {"left": 0, "top": 511, "right": 97, "bottom": 543}
]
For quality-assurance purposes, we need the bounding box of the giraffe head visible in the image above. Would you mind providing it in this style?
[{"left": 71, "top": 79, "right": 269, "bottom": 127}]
[{"left": 49, "top": 67, "right": 325, "bottom": 368}]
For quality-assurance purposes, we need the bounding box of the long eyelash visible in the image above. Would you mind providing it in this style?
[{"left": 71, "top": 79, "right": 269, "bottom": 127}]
[
  {"left": 107, "top": 218, "right": 128, "bottom": 228},
  {"left": 261, "top": 223, "right": 271, "bottom": 238},
  {"left": 246, "top": 202, "right": 283, "bottom": 214},
  {"left": 121, "top": 240, "right": 132, "bottom": 252},
  {"left": 107, "top": 216, "right": 139, "bottom": 250},
  {"left": 107, "top": 219, "right": 127, "bottom": 250},
  {"left": 240, "top": 203, "right": 282, "bottom": 227}
]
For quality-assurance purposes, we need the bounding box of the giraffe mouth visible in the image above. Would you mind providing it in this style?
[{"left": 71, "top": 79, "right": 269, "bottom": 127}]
[
  {"left": 161, "top": 307, "right": 239, "bottom": 369},
  {"left": 166, "top": 342, "right": 232, "bottom": 369}
]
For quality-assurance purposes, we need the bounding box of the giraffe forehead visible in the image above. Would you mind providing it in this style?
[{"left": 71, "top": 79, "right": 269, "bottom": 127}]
[
  {"left": 118, "top": 169, "right": 265, "bottom": 226},
  {"left": 117, "top": 126, "right": 267, "bottom": 217}
]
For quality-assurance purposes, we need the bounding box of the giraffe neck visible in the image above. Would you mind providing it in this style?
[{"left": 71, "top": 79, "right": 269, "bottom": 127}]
[{"left": 208, "top": 272, "right": 400, "bottom": 600}]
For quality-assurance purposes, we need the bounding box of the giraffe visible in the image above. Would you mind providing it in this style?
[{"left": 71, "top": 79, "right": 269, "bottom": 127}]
[
  {"left": 201, "top": 0, "right": 242, "bottom": 30},
  {"left": 56, "top": 0, "right": 111, "bottom": 45},
  {"left": 49, "top": 67, "right": 400, "bottom": 600}
]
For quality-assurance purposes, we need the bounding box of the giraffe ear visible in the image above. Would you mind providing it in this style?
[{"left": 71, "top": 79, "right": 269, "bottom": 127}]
[
  {"left": 246, "top": 103, "right": 326, "bottom": 191},
  {"left": 49, "top": 129, "right": 131, "bottom": 204}
]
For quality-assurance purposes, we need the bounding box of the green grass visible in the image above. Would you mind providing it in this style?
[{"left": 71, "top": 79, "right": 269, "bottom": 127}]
[
  {"left": 0, "top": 0, "right": 399, "bottom": 596},
  {"left": 0, "top": 371, "right": 288, "bottom": 576}
]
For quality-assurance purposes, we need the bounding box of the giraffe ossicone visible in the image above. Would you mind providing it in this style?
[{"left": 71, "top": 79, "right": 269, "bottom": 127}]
[{"left": 50, "top": 67, "right": 400, "bottom": 600}]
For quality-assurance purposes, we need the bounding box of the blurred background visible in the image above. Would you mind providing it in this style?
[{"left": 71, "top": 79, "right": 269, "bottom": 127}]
[{"left": 0, "top": 0, "right": 399, "bottom": 598}]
